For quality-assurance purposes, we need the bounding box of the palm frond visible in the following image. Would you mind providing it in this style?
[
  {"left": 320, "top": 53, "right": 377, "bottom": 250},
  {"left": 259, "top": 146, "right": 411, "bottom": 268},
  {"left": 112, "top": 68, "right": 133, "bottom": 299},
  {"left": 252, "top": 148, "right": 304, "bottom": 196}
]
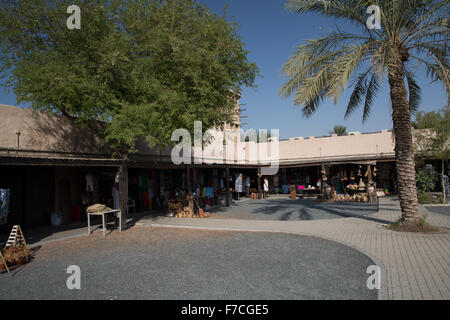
[
  {"left": 326, "top": 42, "right": 374, "bottom": 103},
  {"left": 400, "top": 0, "right": 449, "bottom": 45},
  {"left": 410, "top": 55, "right": 444, "bottom": 84},
  {"left": 280, "top": 45, "right": 352, "bottom": 97},
  {"left": 292, "top": 65, "right": 332, "bottom": 106},
  {"left": 413, "top": 43, "right": 448, "bottom": 65},
  {"left": 279, "top": 31, "right": 372, "bottom": 100},
  {"left": 285, "top": 0, "right": 372, "bottom": 27},
  {"left": 362, "top": 74, "right": 380, "bottom": 123},
  {"left": 404, "top": 70, "right": 422, "bottom": 115},
  {"left": 281, "top": 0, "right": 448, "bottom": 124},
  {"left": 345, "top": 68, "right": 370, "bottom": 118},
  {"left": 281, "top": 31, "right": 371, "bottom": 77},
  {"left": 280, "top": 32, "right": 378, "bottom": 108},
  {"left": 301, "top": 90, "right": 326, "bottom": 117}
]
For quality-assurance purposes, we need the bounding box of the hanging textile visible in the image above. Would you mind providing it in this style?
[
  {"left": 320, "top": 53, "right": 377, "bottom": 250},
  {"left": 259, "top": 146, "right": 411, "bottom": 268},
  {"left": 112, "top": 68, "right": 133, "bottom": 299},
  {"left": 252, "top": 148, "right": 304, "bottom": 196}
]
[
  {"left": 0, "top": 189, "right": 11, "bottom": 221},
  {"left": 273, "top": 175, "right": 279, "bottom": 187},
  {"left": 148, "top": 185, "right": 154, "bottom": 199},
  {"left": 86, "top": 174, "right": 94, "bottom": 192},
  {"left": 143, "top": 191, "right": 149, "bottom": 208},
  {"left": 142, "top": 171, "right": 148, "bottom": 189}
]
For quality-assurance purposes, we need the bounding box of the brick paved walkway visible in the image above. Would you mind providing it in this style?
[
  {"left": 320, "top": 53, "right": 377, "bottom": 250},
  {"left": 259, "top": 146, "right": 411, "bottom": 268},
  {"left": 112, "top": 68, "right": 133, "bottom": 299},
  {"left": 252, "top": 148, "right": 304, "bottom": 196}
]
[{"left": 142, "top": 197, "right": 450, "bottom": 300}]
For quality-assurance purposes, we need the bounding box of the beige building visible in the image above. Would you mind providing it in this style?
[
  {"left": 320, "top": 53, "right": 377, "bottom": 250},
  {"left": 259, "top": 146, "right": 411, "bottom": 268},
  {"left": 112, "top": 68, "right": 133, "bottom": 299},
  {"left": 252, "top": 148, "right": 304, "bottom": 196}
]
[
  {"left": 278, "top": 130, "right": 395, "bottom": 166},
  {"left": 0, "top": 103, "right": 398, "bottom": 230}
]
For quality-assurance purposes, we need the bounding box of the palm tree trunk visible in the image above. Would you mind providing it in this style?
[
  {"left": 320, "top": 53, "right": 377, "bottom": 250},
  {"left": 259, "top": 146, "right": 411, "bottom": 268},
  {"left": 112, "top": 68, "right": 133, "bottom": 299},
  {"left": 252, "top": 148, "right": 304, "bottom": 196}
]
[{"left": 388, "top": 62, "right": 420, "bottom": 224}]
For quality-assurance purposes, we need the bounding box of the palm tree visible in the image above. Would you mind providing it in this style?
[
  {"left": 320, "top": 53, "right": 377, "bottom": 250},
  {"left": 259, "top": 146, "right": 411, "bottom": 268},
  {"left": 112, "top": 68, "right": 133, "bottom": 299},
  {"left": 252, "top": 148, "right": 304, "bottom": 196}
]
[
  {"left": 280, "top": 0, "right": 448, "bottom": 225},
  {"left": 330, "top": 125, "right": 348, "bottom": 136}
]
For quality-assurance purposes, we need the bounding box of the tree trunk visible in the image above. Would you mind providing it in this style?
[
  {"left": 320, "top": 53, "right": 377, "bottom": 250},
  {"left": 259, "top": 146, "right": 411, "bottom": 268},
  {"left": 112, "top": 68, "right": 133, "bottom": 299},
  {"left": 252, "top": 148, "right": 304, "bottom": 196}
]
[
  {"left": 388, "top": 61, "right": 420, "bottom": 224},
  {"left": 119, "top": 161, "right": 128, "bottom": 229},
  {"left": 442, "top": 159, "right": 447, "bottom": 203}
]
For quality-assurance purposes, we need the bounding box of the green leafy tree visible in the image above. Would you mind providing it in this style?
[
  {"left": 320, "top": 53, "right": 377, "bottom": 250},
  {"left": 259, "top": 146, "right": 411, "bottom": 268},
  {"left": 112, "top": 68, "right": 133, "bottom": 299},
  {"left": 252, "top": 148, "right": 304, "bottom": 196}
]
[
  {"left": 0, "top": 0, "right": 258, "bottom": 155},
  {"left": 280, "top": 0, "right": 448, "bottom": 225},
  {"left": 329, "top": 125, "right": 347, "bottom": 136},
  {"left": 416, "top": 168, "right": 436, "bottom": 193},
  {"left": 414, "top": 108, "right": 450, "bottom": 202}
]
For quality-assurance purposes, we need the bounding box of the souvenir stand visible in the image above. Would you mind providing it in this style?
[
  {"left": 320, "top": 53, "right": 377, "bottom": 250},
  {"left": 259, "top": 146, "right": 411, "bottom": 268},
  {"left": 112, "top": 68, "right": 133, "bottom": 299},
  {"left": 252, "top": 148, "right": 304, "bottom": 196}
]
[{"left": 333, "top": 164, "right": 378, "bottom": 203}]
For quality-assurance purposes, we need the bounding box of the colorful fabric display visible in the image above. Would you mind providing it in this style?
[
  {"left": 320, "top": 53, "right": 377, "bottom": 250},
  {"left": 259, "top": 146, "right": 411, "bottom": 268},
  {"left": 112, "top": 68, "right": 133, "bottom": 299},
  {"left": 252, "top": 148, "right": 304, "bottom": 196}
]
[
  {"left": 143, "top": 191, "right": 149, "bottom": 208},
  {"left": 148, "top": 186, "right": 154, "bottom": 199},
  {"left": 0, "top": 189, "right": 11, "bottom": 219},
  {"left": 206, "top": 187, "right": 214, "bottom": 198},
  {"left": 142, "top": 172, "right": 148, "bottom": 189}
]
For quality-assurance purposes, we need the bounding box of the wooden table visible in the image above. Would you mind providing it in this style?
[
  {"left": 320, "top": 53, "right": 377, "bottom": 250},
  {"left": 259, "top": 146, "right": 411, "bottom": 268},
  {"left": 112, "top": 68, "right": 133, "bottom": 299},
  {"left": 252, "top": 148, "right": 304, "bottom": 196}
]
[{"left": 87, "top": 209, "right": 122, "bottom": 238}]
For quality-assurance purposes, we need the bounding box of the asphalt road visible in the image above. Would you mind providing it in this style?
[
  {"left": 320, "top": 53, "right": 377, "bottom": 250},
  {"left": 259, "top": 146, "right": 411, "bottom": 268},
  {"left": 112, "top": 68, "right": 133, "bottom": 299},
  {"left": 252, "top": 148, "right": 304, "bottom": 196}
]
[
  {"left": 210, "top": 197, "right": 379, "bottom": 221},
  {"left": 0, "top": 227, "right": 377, "bottom": 300}
]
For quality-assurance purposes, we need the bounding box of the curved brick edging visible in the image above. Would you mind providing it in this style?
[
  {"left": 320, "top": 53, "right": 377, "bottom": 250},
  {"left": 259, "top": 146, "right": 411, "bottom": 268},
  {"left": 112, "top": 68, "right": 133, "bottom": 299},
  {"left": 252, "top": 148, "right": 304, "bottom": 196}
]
[{"left": 149, "top": 223, "right": 388, "bottom": 300}]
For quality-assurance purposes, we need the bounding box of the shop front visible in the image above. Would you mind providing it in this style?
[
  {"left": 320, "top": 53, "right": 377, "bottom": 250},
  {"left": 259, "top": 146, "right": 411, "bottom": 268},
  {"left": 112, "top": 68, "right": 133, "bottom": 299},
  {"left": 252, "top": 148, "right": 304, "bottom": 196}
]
[
  {"left": 270, "top": 160, "right": 397, "bottom": 202},
  {"left": 0, "top": 163, "right": 124, "bottom": 234}
]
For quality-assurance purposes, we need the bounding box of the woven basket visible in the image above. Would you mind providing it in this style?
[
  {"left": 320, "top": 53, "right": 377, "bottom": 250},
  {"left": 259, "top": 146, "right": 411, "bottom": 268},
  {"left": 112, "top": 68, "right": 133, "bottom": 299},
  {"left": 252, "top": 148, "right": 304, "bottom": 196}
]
[{"left": 87, "top": 204, "right": 110, "bottom": 213}]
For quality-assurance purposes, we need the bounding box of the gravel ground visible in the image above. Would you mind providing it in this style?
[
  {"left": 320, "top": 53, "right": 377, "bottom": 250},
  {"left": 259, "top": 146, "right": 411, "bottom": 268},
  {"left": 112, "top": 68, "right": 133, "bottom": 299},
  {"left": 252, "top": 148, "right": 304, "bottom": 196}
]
[
  {"left": 209, "top": 197, "right": 379, "bottom": 221},
  {"left": 0, "top": 227, "right": 377, "bottom": 300}
]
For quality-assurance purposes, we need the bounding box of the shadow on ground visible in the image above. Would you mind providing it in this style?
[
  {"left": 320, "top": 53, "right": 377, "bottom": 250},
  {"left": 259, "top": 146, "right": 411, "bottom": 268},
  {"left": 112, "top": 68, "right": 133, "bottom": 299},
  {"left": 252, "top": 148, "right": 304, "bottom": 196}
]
[{"left": 209, "top": 197, "right": 392, "bottom": 224}]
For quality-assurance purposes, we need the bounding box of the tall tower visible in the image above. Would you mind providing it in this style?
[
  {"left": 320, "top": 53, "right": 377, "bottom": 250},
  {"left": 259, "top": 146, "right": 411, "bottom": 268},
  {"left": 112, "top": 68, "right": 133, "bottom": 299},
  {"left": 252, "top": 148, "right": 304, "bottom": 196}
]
[{"left": 225, "top": 90, "right": 242, "bottom": 130}]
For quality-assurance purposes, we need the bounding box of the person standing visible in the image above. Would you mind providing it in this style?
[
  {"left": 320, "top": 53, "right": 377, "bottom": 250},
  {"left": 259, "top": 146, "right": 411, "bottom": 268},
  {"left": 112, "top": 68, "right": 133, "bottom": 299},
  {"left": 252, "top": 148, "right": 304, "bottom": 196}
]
[
  {"left": 263, "top": 178, "right": 269, "bottom": 199},
  {"left": 316, "top": 179, "right": 322, "bottom": 191}
]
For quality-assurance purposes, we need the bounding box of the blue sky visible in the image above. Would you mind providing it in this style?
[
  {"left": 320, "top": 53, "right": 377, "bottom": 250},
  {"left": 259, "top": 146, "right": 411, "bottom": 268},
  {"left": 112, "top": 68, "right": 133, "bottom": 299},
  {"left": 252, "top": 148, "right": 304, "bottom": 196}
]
[
  {"left": 0, "top": 0, "right": 447, "bottom": 139},
  {"left": 198, "top": 0, "right": 448, "bottom": 138}
]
